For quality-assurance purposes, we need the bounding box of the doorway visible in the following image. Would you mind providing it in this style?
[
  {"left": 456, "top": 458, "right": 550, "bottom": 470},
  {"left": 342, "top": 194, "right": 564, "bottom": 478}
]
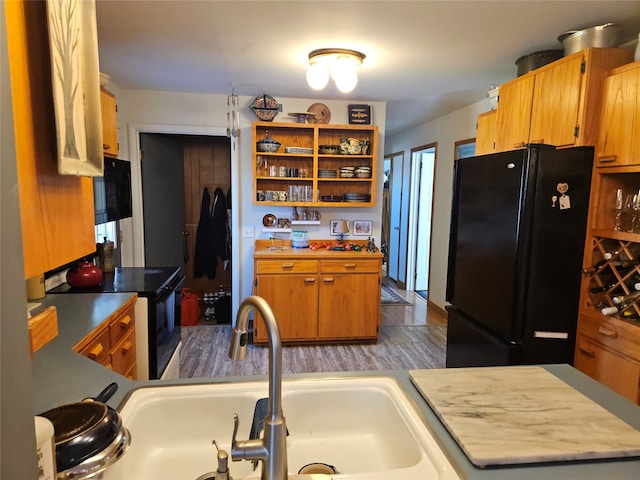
[
  {"left": 406, "top": 144, "right": 437, "bottom": 300},
  {"left": 383, "top": 151, "right": 406, "bottom": 283},
  {"left": 138, "top": 133, "right": 232, "bottom": 296}
]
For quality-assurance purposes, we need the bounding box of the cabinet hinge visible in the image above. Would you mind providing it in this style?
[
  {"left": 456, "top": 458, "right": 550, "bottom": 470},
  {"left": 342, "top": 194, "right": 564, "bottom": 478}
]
[
  {"left": 580, "top": 61, "right": 586, "bottom": 74},
  {"left": 574, "top": 125, "right": 580, "bottom": 138}
]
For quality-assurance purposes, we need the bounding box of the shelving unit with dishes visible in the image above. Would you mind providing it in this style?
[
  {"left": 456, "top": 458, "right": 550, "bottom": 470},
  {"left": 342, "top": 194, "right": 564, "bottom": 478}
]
[
  {"left": 253, "top": 122, "right": 377, "bottom": 207},
  {"left": 575, "top": 61, "right": 640, "bottom": 404}
]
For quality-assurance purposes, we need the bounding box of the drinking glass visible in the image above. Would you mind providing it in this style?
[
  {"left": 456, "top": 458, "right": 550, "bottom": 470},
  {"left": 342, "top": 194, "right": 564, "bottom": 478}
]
[
  {"left": 624, "top": 193, "right": 635, "bottom": 232},
  {"left": 632, "top": 193, "right": 640, "bottom": 233},
  {"left": 614, "top": 188, "right": 625, "bottom": 231}
]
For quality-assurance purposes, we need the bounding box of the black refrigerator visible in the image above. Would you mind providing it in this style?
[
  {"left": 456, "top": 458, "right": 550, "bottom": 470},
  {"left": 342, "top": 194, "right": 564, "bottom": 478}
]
[{"left": 445, "top": 145, "right": 593, "bottom": 367}]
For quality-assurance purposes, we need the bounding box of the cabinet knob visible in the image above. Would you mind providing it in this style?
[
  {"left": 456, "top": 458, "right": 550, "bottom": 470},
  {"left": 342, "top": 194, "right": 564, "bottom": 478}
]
[
  {"left": 344, "top": 263, "right": 356, "bottom": 268},
  {"left": 304, "top": 278, "right": 316, "bottom": 284},
  {"left": 121, "top": 340, "right": 134, "bottom": 354},
  {"left": 323, "top": 277, "right": 335, "bottom": 283},
  {"left": 87, "top": 343, "right": 104, "bottom": 360},
  {"left": 513, "top": 142, "right": 526, "bottom": 148},
  {"left": 530, "top": 139, "right": 544, "bottom": 144},
  {"left": 281, "top": 263, "right": 294, "bottom": 269},
  {"left": 597, "top": 155, "right": 617, "bottom": 163},
  {"left": 578, "top": 346, "right": 596, "bottom": 357},
  {"left": 119, "top": 315, "right": 132, "bottom": 329},
  {"left": 598, "top": 326, "right": 618, "bottom": 338},
  {"left": 103, "top": 144, "right": 111, "bottom": 150}
]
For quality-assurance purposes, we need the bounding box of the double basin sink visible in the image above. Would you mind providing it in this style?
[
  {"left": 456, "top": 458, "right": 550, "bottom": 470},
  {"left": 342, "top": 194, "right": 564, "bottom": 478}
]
[{"left": 102, "top": 376, "right": 460, "bottom": 479}]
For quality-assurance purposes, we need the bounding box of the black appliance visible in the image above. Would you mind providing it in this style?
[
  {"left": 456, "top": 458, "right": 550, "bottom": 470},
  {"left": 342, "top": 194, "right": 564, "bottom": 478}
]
[
  {"left": 49, "top": 267, "right": 184, "bottom": 380},
  {"left": 445, "top": 145, "right": 593, "bottom": 367},
  {"left": 94, "top": 158, "right": 133, "bottom": 224}
]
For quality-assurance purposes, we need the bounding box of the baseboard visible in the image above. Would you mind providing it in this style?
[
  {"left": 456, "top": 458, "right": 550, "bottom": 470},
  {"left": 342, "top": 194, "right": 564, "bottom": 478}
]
[{"left": 427, "top": 300, "right": 448, "bottom": 319}]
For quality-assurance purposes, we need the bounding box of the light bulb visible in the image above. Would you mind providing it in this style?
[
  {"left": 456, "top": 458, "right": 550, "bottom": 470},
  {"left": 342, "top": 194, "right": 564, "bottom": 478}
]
[
  {"left": 331, "top": 55, "right": 358, "bottom": 93},
  {"left": 306, "top": 62, "right": 329, "bottom": 90}
]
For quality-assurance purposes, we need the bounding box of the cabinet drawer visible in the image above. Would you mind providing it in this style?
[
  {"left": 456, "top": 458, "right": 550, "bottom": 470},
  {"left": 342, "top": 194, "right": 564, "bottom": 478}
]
[
  {"left": 78, "top": 328, "right": 111, "bottom": 365},
  {"left": 575, "top": 335, "right": 640, "bottom": 403},
  {"left": 111, "top": 329, "right": 136, "bottom": 374},
  {"left": 320, "top": 259, "right": 379, "bottom": 273},
  {"left": 109, "top": 307, "right": 134, "bottom": 347},
  {"left": 578, "top": 313, "right": 640, "bottom": 359},
  {"left": 256, "top": 259, "right": 318, "bottom": 274}
]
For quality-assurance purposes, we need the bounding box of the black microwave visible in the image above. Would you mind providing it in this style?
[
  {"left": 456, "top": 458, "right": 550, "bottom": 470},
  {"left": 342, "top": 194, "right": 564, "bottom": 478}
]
[{"left": 94, "top": 158, "right": 132, "bottom": 224}]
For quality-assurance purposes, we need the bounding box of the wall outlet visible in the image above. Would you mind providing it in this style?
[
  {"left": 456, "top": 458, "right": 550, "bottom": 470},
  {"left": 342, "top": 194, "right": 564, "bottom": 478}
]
[{"left": 242, "top": 226, "right": 255, "bottom": 238}]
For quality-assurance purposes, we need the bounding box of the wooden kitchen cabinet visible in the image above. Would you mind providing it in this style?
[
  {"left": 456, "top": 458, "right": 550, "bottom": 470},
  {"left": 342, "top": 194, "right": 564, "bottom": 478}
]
[
  {"left": 6, "top": 0, "right": 96, "bottom": 279},
  {"left": 494, "top": 48, "right": 632, "bottom": 153},
  {"left": 318, "top": 260, "right": 380, "bottom": 339},
  {"left": 595, "top": 61, "right": 640, "bottom": 167},
  {"left": 253, "top": 122, "right": 378, "bottom": 207},
  {"left": 475, "top": 110, "right": 498, "bottom": 155},
  {"left": 495, "top": 73, "right": 535, "bottom": 151},
  {"left": 574, "top": 312, "right": 640, "bottom": 403},
  {"left": 74, "top": 295, "right": 137, "bottom": 379},
  {"left": 100, "top": 88, "right": 118, "bottom": 158},
  {"left": 254, "top": 262, "right": 320, "bottom": 342},
  {"left": 253, "top": 241, "right": 382, "bottom": 344},
  {"left": 575, "top": 59, "right": 640, "bottom": 403}
]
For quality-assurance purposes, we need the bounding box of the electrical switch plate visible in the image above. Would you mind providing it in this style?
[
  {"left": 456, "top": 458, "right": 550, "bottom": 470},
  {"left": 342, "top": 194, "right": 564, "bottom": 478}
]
[{"left": 242, "top": 226, "right": 255, "bottom": 238}]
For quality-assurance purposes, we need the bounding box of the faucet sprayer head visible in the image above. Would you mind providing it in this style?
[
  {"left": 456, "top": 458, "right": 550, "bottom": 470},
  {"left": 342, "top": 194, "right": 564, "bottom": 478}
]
[{"left": 229, "top": 326, "right": 249, "bottom": 360}]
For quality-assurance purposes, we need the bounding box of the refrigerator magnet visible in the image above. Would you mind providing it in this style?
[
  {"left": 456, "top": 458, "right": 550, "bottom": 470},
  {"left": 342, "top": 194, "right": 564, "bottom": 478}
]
[{"left": 557, "top": 183, "right": 570, "bottom": 210}]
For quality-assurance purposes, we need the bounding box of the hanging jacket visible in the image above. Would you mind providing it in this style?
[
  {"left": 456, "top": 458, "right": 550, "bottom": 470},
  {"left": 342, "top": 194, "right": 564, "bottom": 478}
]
[
  {"left": 212, "top": 188, "right": 229, "bottom": 262},
  {"left": 194, "top": 188, "right": 216, "bottom": 278}
]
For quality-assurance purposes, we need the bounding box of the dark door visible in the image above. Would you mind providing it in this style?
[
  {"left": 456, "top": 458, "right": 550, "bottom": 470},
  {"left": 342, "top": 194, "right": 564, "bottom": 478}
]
[
  {"left": 447, "top": 150, "right": 527, "bottom": 341},
  {"left": 140, "top": 133, "right": 186, "bottom": 270}
]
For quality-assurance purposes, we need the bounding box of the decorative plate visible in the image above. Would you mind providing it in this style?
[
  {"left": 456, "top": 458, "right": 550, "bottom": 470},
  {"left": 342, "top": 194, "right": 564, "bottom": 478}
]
[
  {"left": 307, "top": 103, "right": 331, "bottom": 124},
  {"left": 262, "top": 214, "right": 277, "bottom": 227},
  {"left": 287, "top": 112, "right": 316, "bottom": 123},
  {"left": 250, "top": 94, "right": 282, "bottom": 122}
]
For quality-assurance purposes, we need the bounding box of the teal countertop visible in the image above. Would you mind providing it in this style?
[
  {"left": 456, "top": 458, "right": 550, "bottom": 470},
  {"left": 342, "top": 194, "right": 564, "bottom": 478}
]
[{"left": 32, "top": 293, "right": 640, "bottom": 479}]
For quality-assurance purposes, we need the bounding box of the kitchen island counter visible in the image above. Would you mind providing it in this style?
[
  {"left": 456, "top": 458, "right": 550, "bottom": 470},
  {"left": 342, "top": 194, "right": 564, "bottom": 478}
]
[{"left": 31, "top": 294, "right": 640, "bottom": 478}]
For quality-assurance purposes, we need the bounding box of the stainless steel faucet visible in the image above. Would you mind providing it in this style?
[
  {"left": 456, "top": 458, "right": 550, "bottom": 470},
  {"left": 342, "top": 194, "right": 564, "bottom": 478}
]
[{"left": 228, "top": 296, "right": 288, "bottom": 480}]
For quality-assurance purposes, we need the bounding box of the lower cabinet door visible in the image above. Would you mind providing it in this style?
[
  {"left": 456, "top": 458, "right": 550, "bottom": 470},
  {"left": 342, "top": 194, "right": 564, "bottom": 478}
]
[
  {"left": 255, "top": 274, "right": 319, "bottom": 342},
  {"left": 575, "top": 335, "right": 640, "bottom": 404},
  {"left": 318, "top": 274, "right": 379, "bottom": 339}
]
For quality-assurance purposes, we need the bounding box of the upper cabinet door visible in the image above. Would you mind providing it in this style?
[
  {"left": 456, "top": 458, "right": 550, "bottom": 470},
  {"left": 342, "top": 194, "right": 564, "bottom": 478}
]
[
  {"left": 475, "top": 110, "right": 497, "bottom": 156},
  {"left": 596, "top": 62, "right": 640, "bottom": 167},
  {"left": 101, "top": 88, "right": 118, "bottom": 158},
  {"left": 529, "top": 54, "right": 585, "bottom": 148},
  {"left": 495, "top": 74, "right": 534, "bottom": 152}
]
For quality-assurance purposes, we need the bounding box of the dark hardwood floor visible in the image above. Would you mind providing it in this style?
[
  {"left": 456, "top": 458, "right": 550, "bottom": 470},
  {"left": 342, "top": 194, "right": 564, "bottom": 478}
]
[{"left": 179, "top": 284, "right": 447, "bottom": 378}]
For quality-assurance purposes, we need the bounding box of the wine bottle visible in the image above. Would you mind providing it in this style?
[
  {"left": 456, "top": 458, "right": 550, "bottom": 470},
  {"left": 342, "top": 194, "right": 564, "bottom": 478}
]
[
  {"left": 590, "top": 283, "right": 617, "bottom": 294},
  {"left": 601, "top": 290, "right": 640, "bottom": 315}
]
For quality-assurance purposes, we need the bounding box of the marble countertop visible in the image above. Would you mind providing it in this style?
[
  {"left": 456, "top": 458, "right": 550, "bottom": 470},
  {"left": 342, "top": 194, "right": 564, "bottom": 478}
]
[{"left": 410, "top": 366, "right": 640, "bottom": 466}]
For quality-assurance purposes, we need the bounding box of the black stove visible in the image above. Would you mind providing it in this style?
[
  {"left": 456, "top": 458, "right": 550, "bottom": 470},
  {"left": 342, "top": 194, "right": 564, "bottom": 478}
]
[
  {"left": 48, "top": 266, "right": 182, "bottom": 298},
  {"left": 49, "top": 266, "right": 185, "bottom": 380}
]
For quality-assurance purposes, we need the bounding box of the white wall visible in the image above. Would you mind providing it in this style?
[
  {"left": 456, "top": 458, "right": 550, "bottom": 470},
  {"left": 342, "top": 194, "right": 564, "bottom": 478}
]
[
  {"left": 107, "top": 85, "right": 386, "bottom": 313},
  {"left": 385, "top": 99, "right": 491, "bottom": 310}
]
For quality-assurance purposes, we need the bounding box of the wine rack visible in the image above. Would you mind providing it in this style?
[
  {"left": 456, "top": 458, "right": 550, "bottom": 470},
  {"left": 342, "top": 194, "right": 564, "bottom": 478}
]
[{"left": 585, "top": 236, "right": 640, "bottom": 320}]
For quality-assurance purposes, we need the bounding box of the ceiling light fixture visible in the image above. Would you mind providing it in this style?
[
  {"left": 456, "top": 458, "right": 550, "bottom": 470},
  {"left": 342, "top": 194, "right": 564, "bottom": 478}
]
[{"left": 306, "top": 48, "right": 366, "bottom": 93}]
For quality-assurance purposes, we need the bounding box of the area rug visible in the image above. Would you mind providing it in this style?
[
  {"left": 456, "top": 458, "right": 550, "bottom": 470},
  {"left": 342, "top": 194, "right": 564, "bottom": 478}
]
[{"left": 381, "top": 284, "right": 412, "bottom": 305}]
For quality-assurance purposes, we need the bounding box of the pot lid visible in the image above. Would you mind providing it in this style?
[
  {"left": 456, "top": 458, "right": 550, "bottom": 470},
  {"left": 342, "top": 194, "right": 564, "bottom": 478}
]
[{"left": 41, "top": 402, "right": 108, "bottom": 444}]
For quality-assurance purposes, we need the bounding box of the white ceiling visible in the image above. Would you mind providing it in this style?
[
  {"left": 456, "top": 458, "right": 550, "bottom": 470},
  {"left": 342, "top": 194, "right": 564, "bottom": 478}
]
[{"left": 96, "top": 0, "right": 640, "bottom": 136}]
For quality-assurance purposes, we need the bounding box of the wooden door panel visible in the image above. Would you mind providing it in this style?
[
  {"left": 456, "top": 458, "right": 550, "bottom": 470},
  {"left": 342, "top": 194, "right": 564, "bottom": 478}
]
[
  {"left": 255, "top": 274, "right": 318, "bottom": 341},
  {"left": 496, "top": 75, "right": 535, "bottom": 151},
  {"left": 318, "top": 274, "right": 379, "bottom": 338},
  {"left": 530, "top": 55, "right": 584, "bottom": 147}
]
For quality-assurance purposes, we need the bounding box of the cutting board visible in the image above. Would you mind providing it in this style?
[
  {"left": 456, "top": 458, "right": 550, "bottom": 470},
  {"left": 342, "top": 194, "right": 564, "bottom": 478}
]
[{"left": 410, "top": 366, "right": 640, "bottom": 466}]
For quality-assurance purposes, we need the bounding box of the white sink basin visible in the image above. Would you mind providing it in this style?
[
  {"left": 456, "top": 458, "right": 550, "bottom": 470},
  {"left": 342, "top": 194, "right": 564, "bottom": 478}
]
[{"left": 102, "top": 377, "right": 460, "bottom": 479}]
